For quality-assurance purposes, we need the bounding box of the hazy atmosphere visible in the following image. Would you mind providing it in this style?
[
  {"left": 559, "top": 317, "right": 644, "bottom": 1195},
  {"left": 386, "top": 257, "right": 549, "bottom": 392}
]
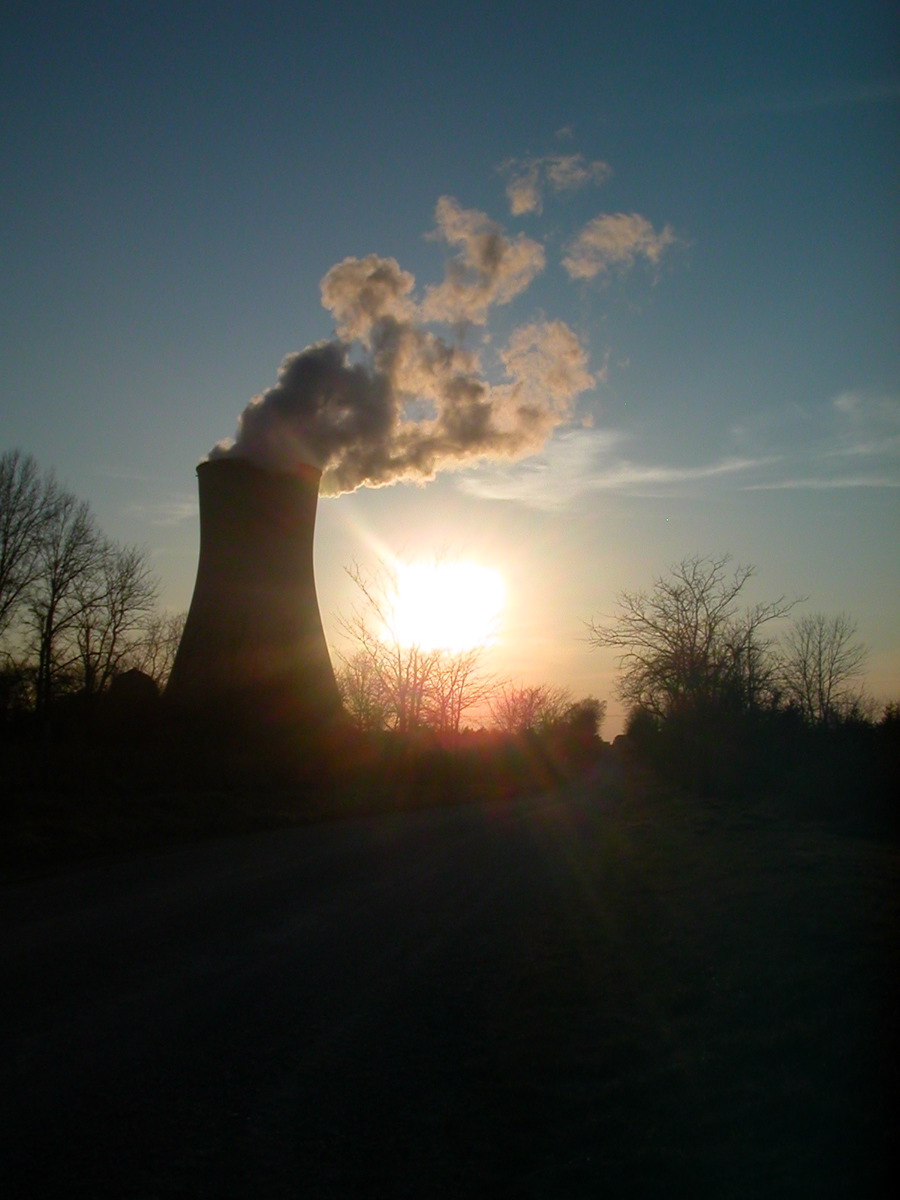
[{"left": 2, "top": 0, "right": 898, "bottom": 732}]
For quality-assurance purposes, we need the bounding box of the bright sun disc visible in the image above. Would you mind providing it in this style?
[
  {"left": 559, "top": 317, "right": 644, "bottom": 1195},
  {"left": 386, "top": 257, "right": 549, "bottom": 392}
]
[{"left": 391, "top": 562, "right": 506, "bottom": 651}]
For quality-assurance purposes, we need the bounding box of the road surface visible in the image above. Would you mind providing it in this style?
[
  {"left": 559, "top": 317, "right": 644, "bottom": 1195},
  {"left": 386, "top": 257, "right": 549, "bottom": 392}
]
[{"left": 1, "top": 786, "right": 893, "bottom": 1197}]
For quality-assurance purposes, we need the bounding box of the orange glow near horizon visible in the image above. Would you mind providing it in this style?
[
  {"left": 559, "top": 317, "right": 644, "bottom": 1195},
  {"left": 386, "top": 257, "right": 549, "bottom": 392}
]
[{"left": 391, "top": 561, "right": 506, "bottom": 652}]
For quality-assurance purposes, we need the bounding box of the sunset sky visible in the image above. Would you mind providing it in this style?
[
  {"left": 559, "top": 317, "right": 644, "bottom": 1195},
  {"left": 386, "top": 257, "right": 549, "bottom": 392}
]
[{"left": 2, "top": 1, "right": 898, "bottom": 733}]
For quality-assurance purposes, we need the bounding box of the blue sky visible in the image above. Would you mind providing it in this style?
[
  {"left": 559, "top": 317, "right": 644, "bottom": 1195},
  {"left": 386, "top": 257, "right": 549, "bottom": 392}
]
[{"left": 2, "top": 0, "right": 898, "bottom": 731}]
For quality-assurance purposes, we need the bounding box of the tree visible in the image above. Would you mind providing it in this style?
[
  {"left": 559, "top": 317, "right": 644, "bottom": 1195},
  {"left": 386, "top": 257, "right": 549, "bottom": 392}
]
[
  {"left": 549, "top": 696, "right": 607, "bottom": 764},
  {"left": 489, "top": 682, "right": 573, "bottom": 733},
  {"left": 425, "top": 647, "right": 496, "bottom": 734},
  {"left": 336, "top": 562, "right": 438, "bottom": 732},
  {"left": 68, "top": 541, "right": 160, "bottom": 696},
  {"left": 126, "top": 610, "right": 187, "bottom": 690},
  {"left": 335, "top": 649, "right": 390, "bottom": 732},
  {"left": 25, "top": 490, "right": 105, "bottom": 711},
  {"left": 0, "top": 450, "right": 59, "bottom": 642},
  {"left": 335, "top": 561, "right": 495, "bottom": 734},
  {"left": 587, "top": 554, "right": 797, "bottom": 720},
  {"left": 779, "top": 612, "right": 868, "bottom": 726},
  {"left": 561, "top": 696, "right": 606, "bottom": 739},
  {"left": 1, "top": 449, "right": 187, "bottom": 714}
]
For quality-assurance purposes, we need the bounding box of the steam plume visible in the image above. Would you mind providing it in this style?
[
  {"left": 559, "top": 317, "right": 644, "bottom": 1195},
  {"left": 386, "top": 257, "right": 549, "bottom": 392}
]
[
  {"left": 210, "top": 198, "right": 593, "bottom": 494},
  {"left": 563, "top": 212, "right": 677, "bottom": 281},
  {"left": 500, "top": 154, "right": 612, "bottom": 216}
]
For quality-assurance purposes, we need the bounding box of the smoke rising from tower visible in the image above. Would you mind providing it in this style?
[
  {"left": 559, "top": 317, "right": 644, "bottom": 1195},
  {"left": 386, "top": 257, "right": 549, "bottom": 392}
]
[
  {"left": 209, "top": 197, "right": 594, "bottom": 494},
  {"left": 167, "top": 185, "right": 677, "bottom": 737}
]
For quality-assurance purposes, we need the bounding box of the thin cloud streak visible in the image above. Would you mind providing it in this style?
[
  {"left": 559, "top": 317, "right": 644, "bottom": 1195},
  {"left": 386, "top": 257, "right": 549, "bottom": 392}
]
[
  {"left": 691, "top": 79, "right": 900, "bottom": 121},
  {"left": 826, "top": 390, "right": 900, "bottom": 458},
  {"left": 125, "top": 499, "right": 199, "bottom": 526},
  {"left": 731, "top": 391, "right": 900, "bottom": 483},
  {"left": 457, "top": 387, "right": 900, "bottom": 510},
  {"left": 743, "top": 476, "right": 900, "bottom": 491},
  {"left": 457, "top": 430, "right": 776, "bottom": 510}
]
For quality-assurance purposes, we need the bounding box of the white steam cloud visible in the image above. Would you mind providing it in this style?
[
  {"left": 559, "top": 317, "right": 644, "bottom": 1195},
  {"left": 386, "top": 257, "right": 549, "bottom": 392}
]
[
  {"left": 420, "top": 197, "right": 545, "bottom": 324},
  {"left": 210, "top": 198, "right": 594, "bottom": 494}
]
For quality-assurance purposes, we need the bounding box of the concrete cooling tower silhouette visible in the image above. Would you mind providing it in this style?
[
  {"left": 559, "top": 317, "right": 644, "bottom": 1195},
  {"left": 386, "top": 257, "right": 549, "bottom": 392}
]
[{"left": 166, "top": 457, "right": 342, "bottom": 730}]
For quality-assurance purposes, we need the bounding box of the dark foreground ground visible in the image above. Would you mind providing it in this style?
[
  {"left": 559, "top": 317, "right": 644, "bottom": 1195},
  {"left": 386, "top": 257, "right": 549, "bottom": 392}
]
[{"left": 1, "top": 774, "right": 896, "bottom": 1198}]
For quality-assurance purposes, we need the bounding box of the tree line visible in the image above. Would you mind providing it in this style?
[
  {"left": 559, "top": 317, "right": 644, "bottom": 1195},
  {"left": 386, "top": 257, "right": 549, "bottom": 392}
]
[
  {"left": 587, "top": 553, "right": 897, "bottom": 809},
  {"left": 0, "top": 449, "right": 184, "bottom": 720},
  {"left": 587, "top": 553, "right": 873, "bottom": 729}
]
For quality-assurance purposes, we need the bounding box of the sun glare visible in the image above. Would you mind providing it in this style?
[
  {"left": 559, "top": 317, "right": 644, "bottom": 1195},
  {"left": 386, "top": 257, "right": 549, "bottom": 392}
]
[{"left": 391, "top": 561, "right": 506, "bottom": 652}]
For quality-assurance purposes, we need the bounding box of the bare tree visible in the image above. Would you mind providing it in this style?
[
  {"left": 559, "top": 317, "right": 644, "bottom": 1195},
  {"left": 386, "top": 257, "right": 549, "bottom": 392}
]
[
  {"left": 68, "top": 542, "right": 160, "bottom": 696},
  {"left": 1, "top": 450, "right": 189, "bottom": 710},
  {"left": 127, "top": 610, "right": 187, "bottom": 690},
  {"left": 779, "top": 612, "right": 868, "bottom": 726},
  {"left": 336, "top": 562, "right": 440, "bottom": 732},
  {"left": 489, "top": 682, "right": 573, "bottom": 733},
  {"left": 587, "top": 554, "right": 797, "bottom": 720},
  {"left": 425, "top": 647, "right": 496, "bottom": 734},
  {"left": 0, "top": 450, "right": 59, "bottom": 642},
  {"left": 25, "top": 490, "right": 105, "bottom": 710},
  {"left": 335, "top": 561, "right": 496, "bottom": 733},
  {"left": 335, "top": 649, "right": 390, "bottom": 732}
]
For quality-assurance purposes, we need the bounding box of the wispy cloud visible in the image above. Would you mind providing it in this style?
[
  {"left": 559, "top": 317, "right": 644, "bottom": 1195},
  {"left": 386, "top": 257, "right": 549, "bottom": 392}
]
[
  {"left": 734, "top": 390, "right": 900, "bottom": 490},
  {"left": 457, "top": 390, "right": 900, "bottom": 509},
  {"left": 826, "top": 390, "right": 900, "bottom": 456},
  {"left": 695, "top": 79, "right": 900, "bottom": 121},
  {"left": 125, "top": 498, "right": 198, "bottom": 526},
  {"left": 458, "top": 429, "right": 773, "bottom": 509},
  {"left": 604, "top": 457, "right": 773, "bottom": 488},
  {"left": 744, "top": 475, "right": 900, "bottom": 491}
]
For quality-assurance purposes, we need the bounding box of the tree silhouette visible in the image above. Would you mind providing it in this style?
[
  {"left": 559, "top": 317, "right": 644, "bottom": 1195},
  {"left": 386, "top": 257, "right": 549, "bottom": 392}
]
[
  {"left": 489, "top": 682, "right": 573, "bottom": 733},
  {"left": 126, "top": 610, "right": 187, "bottom": 691},
  {"left": 424, "top": 647, "right": 496, "bottom": 734},
  {"left": 1, "top": 449, "right": 176, "bottom": 714},
  {"left": 779, "top": 612, "right": 868, "bottom": 726},
  {"left": 335, "top": 649, "right": 391, "bottom": 732},
  {"left": 69, "top": 542, "right": 160, "bottom": 696},
  {"left": 588, "top": 554, "right": 797, "bottom": 720},
  {"left": 335, "top": 561, "right": 495, "bottom": 734},
  {"left": 25, "top": 490, "right": 104, "bottom": 711},
  {"left": 0, "top": 450, "right": 59, "bottom": 641}
]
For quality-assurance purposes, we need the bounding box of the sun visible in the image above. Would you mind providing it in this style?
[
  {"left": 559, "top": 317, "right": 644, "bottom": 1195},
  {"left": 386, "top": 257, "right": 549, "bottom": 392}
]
[{"left": 390, "top": 561, "right": 506, "bottom": 652}]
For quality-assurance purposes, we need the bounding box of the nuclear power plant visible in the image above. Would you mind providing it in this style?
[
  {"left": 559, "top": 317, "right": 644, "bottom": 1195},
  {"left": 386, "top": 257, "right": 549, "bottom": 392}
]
[{"left": 165, "top": 457, "right": 342, "bottom": 733}]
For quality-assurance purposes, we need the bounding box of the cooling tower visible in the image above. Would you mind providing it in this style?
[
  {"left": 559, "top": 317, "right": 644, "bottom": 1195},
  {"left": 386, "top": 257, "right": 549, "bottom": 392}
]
[{"left": 166, "top": 457, "right": 342, "bottom": 730}]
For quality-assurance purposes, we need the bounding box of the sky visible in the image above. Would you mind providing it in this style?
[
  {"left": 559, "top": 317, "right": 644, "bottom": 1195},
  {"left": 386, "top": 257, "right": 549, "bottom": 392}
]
[{"left": 2, "top": 0, "right": 898, "bottom": 734}]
